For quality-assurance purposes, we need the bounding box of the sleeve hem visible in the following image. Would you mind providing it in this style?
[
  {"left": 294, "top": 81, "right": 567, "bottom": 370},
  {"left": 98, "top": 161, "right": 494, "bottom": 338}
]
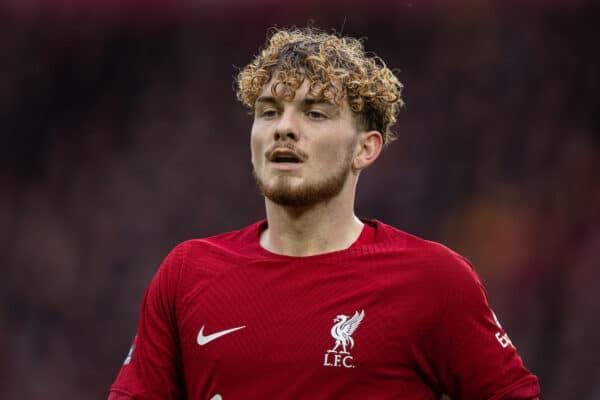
[
  {"left": 488, "top": 375, "right": 541, "bottom": 400},
  {"left": 108, "top": 388, "right": 135, "bottom": 399}
]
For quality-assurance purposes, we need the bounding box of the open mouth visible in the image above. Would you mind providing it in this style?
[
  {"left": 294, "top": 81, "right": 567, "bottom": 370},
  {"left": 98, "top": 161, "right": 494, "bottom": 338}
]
[
  {"left": 268, "top": 149, "right": 304, "bottom": 164},
  {"left": 272, "top": 154, "right": 301, "bottom": 163}
]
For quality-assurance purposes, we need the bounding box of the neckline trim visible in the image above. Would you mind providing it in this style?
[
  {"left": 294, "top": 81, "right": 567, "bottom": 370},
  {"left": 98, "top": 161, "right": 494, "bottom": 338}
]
[{"left": 252, "top": 219, "right": 378, "bottom": 260}]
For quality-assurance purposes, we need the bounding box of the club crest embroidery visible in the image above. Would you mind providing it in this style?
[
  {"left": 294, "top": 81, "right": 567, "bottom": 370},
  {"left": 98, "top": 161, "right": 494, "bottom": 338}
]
[{"left": 323, "top": 310, "right": 365, "bottom": 369}]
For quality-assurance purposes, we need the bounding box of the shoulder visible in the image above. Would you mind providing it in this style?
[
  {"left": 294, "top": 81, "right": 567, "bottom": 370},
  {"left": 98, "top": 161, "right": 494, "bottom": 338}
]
[
  {"left": 158, "top": 220, "right": 264, "bottom": 277},
  {"left": 373, "top": 221, "right": 495, "bottom": 328},
  {"left": 147, "top": 221, "right": 264, "bottom": 298},
  {"left": 372, "top": 220, "right": 480, "bottom": 288},
  {"left": 373, "top": 220, "right": 470, "bottom": 265},
  {"left": 182, "top": 220, "right": 264, "bottom": 257}
]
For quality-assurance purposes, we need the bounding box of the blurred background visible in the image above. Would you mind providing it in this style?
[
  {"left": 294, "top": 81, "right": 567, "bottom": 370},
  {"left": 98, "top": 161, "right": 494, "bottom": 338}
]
[{"left": 1, "top": 0, "right": 598, "bottom": 398}]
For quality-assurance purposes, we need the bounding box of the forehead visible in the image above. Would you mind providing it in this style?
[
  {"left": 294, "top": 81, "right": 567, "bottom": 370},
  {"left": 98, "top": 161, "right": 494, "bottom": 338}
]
[{"left": 257, "top": 76, "right": 345, "bottom": 106}]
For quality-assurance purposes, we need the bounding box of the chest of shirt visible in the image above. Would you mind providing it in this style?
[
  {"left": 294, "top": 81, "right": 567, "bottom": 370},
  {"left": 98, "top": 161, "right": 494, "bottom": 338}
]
[{"left": 174, "top": 260, "right": 438, "bottom": 398}]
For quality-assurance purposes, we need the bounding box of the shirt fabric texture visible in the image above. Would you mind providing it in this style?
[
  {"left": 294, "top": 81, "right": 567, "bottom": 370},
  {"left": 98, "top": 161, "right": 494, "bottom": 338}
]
[{"left": 109, "top": 219, "right": 541, "bottom": 399}]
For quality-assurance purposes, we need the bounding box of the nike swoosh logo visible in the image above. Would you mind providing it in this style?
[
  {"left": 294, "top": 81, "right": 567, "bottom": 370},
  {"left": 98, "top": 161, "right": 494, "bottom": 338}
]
[{"left": 197, "top": 325, "right": 246, "bottom": 345}]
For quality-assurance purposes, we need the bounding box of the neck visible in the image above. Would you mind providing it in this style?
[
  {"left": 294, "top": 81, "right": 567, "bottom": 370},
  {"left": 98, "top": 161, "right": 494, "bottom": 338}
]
[{"left": 260, "top": 181, "right": 364, "bottom": 257}]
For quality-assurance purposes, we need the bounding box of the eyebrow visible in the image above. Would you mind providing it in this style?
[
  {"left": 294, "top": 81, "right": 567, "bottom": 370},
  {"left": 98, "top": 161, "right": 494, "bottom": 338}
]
[
  {"left": 255, "top": 96, "right": 336, "bottom": 107},
  {"left": 255, "top": 96, "right": 278, "bottom": 105},
  {"left": 303, "top": 98, "right": 336, "bottom": 107}
]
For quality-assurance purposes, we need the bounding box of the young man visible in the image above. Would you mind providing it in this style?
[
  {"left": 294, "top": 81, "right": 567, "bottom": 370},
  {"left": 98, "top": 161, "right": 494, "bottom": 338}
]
[{"left": 109, "top": 28, "right": 540, "bottom": 399}]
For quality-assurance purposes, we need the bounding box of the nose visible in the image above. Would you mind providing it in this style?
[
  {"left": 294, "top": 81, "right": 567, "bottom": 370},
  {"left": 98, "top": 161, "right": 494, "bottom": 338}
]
[{"left": 274, "top": 110, "right": 299, "bottom": 142}]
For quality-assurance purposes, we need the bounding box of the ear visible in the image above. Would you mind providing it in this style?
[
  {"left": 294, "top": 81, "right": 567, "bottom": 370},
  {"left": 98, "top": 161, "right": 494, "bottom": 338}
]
[{"left": 352, "top": 130, "right": 383, "bottom": 171}]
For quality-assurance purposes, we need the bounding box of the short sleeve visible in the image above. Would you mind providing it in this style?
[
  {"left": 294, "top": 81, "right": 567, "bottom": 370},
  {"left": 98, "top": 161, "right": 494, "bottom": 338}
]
[
  {"left": 427, "top": 252, "right": 540, "bottom": 399},
  {"left": 109, "top": 243, "right": 188, "bottom": 400}
]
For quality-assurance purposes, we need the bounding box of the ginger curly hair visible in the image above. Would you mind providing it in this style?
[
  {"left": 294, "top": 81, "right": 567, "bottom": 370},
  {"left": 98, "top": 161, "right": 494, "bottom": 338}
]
[{"left": 235, "top": 27, "right": 405, "bottom": 146}]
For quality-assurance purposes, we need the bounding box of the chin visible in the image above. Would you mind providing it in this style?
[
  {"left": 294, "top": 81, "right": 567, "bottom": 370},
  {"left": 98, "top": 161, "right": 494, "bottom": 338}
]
[
  {"left": 253, "top": 163, "right": 351, "bottom": 208},
  {"left": 263, "top": 183, "right": 313, "bottom": 208}
]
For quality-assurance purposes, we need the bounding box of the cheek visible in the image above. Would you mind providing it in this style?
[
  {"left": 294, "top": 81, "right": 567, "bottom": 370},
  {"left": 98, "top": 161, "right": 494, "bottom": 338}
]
[
  {"left": 317, "top": 137, "right": 355, "bottom": 166},
  {"left": 250, "top": 126, "right": 264, "bottom": 166}
]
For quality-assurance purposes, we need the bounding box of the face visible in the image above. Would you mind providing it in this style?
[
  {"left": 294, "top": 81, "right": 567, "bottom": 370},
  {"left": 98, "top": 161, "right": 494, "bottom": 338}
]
[{"left": 250, "top": 78, "right": 362, "bottom": 208}]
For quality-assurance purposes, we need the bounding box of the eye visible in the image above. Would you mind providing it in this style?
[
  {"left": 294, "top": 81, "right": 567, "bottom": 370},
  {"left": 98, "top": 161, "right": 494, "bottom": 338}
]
[
  {"left": 307, "top": 110, "right": 327, "bottom": 120},
  {"left": 259, "top": 109, "right": 278, "bottom": 119}
]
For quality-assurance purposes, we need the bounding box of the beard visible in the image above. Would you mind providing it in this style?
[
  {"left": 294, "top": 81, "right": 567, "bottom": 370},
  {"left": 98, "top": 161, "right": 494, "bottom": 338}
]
[{"left": 253, "top": 148, "right": 354, "bottom": 208}]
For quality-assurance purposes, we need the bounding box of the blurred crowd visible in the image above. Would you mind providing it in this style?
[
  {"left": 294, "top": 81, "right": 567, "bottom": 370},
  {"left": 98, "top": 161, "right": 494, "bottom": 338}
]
[{"left": 1, "top": 2, "right": 598, "bottom": 399}]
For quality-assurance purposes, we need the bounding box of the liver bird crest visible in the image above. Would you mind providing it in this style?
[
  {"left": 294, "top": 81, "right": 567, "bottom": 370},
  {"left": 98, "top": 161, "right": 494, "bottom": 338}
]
[{"left": 327, "top": 310, "right": 365, "bottom": 354}]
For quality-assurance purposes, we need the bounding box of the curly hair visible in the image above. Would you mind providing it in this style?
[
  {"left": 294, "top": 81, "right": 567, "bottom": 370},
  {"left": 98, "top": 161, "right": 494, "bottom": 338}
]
[{"left": 235, "top": 27, "right": 405, "bottom": 146}]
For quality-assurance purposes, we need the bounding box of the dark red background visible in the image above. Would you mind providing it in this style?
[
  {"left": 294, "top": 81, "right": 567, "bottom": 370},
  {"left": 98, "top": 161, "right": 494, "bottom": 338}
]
[{"left": 1, "top": 1, "right": 598, "bottom": 399}]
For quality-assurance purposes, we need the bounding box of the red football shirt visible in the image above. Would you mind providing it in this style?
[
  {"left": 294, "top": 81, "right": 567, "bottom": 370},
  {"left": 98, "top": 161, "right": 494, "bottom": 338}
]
[{"left": 109, "top": 220, "right": 540, "bottom": 399}]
